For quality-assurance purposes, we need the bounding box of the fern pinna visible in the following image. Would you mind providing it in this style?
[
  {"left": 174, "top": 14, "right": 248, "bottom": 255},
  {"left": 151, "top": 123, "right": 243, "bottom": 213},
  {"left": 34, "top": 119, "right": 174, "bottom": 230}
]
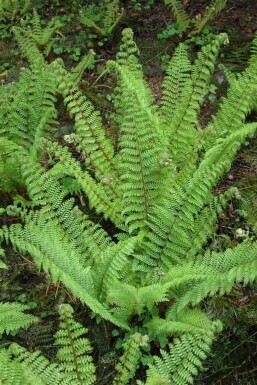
[{"left": 1, "top": 27, "right": 257, "bottom": 384}]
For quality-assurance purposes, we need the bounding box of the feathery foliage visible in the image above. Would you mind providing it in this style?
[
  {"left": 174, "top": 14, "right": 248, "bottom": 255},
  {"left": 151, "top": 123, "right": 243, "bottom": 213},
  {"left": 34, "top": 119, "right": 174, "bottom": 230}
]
[
  {"left": 0, "top": 0, "right": 31, "bottom": 19},
  {"left": 113, "top": 333, "right": 149, "bottom": 385},
  {"left": 79, "top": 0, "right": 123, "bottom": 37},
  {"left": 1, "top": 24, "right": 257, "bottom": 385},
  {"left": 0, "top": 302, "right": 38, "bottom": 336},
  {"left": 164, "top": 0, "right": 229, "bottom": 37},
  {"left": 54, "top": 304, "right": 96, "bottom": 385},
  {"left": 0, "top": 304, "right": 147, "bottom": 385},
  {"left": 164, "top": 0, "right": 190, "bottom": 31},
  {"left": 192, "top": 0, "right": 229, "bottom": 35}
]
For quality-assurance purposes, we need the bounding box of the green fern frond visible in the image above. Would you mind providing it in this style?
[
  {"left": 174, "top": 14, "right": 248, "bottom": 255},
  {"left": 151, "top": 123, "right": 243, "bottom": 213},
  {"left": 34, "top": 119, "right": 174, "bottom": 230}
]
[
  {"left": 205, "top": 67, "right": 257, "bottom": 149},
  {"left": 0, "top": 0, "right": 31, "bottom": 19},
  {"left": 2, "top": 214, "right": 127, "bottom": 328},
  {"left": 192, "top": 0, "right": 229, "bottom": 36},
  {"left": 139, "top": 183, "right": 234, "bottom": 269},
  {"left": 54, "top": 304, "right": 96, "bottom": 385},
  {"left": 0, "top": 349, "right": 25, "bottom": 385},
  {"left": 12, "top": 9, "right": 61, "bottom": 57},
  {"left": 162, "top": 241, "right": 257, "bottom": 311},
  {"left": 167, "top": 33, "right": 228, "bottom": 170},
  {"left": 109, "top": 61, "right": 168, "bottom": 232},
  {"left": 236, "top": 178, "right": 257, "bottom": 234},
  {"left": 0, "top": 304, "right": 98, "bottom": 385},
  {"left": 70, "top": 50, "right": 96, "bottom": 86},
  {"left": 0, "top": 138, "right": 25, "bottom": 192},
  {"left": 146, "top": 329, "right": 218, "bottom": 385},
  {"left": 146, "top": 308, "right": 222, "bottom": 341},
  {"left": 1, "top": 62, "right": 57, "bottom": 155},
  {"left": 104, "top": 0, "right": 123, "bottom": 35},
  {"left": 164, "top": 0, "right": 190, "bottom": 31},
  {"left": 29, "top": 9, "right": 62, "bottom": 51},
  {"left": 112, "top": 333, "right": 149, "bottom": 385},
  {"left": 50, "top": 53, "right": 95, "bottom": 90},
  {"left": 107, "top": 282, "right": 170, "bottom": 323},
  {"left": 79, "top": 0, "right": 123, "bottom": 37},
  {"left": 94, "top": 236, "right": 139, "bottom": 301},
  {"left": 160, "top": 43, "right": 191, "bottom": 124},
  {"left": 155, "top": 122, "right": 257, "bottom": 268},
  {"left": 0, "top": 302, "right": 38, "bottom": 336},
  {"left": 9, "top": 343, "right": 64, "bottom": 385},
  {"left": 186, "top": 187, "right": 240, "bottom": 259},
  {"left": 19, "top": 158, "right": 113, "bottom": 260},
  {"left": 248, "top": 33, "right": 257, "bottom": 65},
  {"left": 41, "top": 139, "right": 123, "bottom": 224},
  {"left": 51, "top": 61, "right": 119, "bottom": 187},
  {"left": 113, "top": 29, "right": 154, "bottom": 131},
  {"left": 1, "top": 156, "right": 127, "bottom": 327},
  {"left": 12, "top": 27, "right": 44, "bottom": 64},
  {"left": 192, "top": 33, "right": 229, "bottom": 105},
  {"left": 20, "top": 160, "right": 91, "bottom": 252},
  {"left": 115, "top": 28, "right": 141, "bottom": 72}
]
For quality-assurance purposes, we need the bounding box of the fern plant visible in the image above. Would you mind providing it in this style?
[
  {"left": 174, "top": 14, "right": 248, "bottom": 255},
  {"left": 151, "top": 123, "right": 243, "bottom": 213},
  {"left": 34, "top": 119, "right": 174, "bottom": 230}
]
[
  {"left": 0, "top": 0, "right": 31, "bottom": 19},
  {"left": 79, "top": 0, "right": 123, "bottom": 38},
  {"left": 13, "top": 9, "right": 62, "bottom": 56},
  {"left": 1, "top": 25, "right": 257, "bottom": 384},
  {"left": 0, "top": 303, "right": 147, "bottom": 385},
  {"left": 0, "top": 304, "right": 94, "bottom": 385},
  {"left": 162, "top": 0, "right": 229, "bottom": 42},
  {"left": 0, "top": 0, "right": 31, "bottom": 39}
]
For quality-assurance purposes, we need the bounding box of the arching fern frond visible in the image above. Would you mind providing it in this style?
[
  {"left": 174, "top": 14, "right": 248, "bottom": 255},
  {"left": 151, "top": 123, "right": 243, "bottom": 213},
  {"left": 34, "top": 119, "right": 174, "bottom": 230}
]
[
  {"left": 146, "top": 329, "right": 218, "bottom": 385},
  {"left": 192, "top": 0, "right": 229, "bottom": 36},
  {"left": 107, "top": 282, "right": 171, "bottom": 323},
  {"left": 112, "top": 333, "right": 149, "bottom": 385},
  {"left": 0, "top": 349, "right": 26, "bottom": 385},
  {"left": 160, "top": 42, "right": 191, "bottom": 125},
  {"left": 205, "top": 38, "right": 257, "bottom": 149},
  {"left": 0, "top": 304, "right": 97, "bottom": 385},
  {"left": 94, "top": 236, "right": 140, "bottom": 301},
  {"left": 109, "top": 60, "right": 168, "bottom": 232},
  {"left": 146, "top": 308, "right": 222, "bottom": 341},
  {"left": 54, "top": 304, "right": 96, "bottom": 385},
  {"left": 164, "top": 0, "right": 190, "bottom": 31},
  {"left": 9, "top": 343, "right": 64, "bottom": 385},
  {"left": 152, "top": 122, "right": 257, "bottom": 268},
  {"left": 0, "top": 302, "right": 38, "bottom": 336},
  {"left": 1, "top": 213, "right": 127, "bottom": 328},
  {"left": 162, "top": 241, "right": 257, "bottom": 311},
  {"left": 29, "top": 9, "right": 62, "bottom": 53},
  {"left": 51, "top": 59, "right": 119, "bottom": 187},
  {"left": 166, "top": 33, "right": 228, "bottom": 170},
  {"left": 0, "top": 61, "right": 57, "bottom": 155},
  {"left": 12, "top": 27, "right": 44, "bottom": 65},
  {"left": 41, "top": 139, "right": 123, "bottom": 225}
]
